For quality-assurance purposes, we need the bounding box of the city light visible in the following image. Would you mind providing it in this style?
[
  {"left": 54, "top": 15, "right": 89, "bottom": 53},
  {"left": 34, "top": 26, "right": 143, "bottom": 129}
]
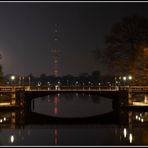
[
  {"left": 128, "top": 75, "right": 132, "bottom": 80},
  {"left": 123, "top": 76, "right": 127, "bottom": 81},
  {"left": 11, "top": 75, "right": 15, "bottom": 81}
]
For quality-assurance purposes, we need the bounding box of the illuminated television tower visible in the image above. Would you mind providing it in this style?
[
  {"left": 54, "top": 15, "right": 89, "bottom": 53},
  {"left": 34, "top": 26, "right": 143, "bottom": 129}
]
[{"left": 51, "top": 24, "right": 61, "bottom": 77}]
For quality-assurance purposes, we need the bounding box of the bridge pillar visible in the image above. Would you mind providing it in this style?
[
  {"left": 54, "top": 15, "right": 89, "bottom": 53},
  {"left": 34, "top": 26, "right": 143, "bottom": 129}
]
[
  {"left": 128, "top": 89, "right": 133, "bottom": 106},
  {"left": 118, "top": 90, "right": 129, "bottom": 107},
  {"left": 128, "top": 111, "right": 133, "bottom": 128},
  {"left": 11, "top": 93, "right": 16, "bottom": 105},
  {"left": 16, "top": 91, "right": 25, "bottom": 108},
  {"left": 10, "top": 87, "right": 16, "bottom": 105},
  {"left": 11, "top": 112, "right": 16, "bottom": 128}
]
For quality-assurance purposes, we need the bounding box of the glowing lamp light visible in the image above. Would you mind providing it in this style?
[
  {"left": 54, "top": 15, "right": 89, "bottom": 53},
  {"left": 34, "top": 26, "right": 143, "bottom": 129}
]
[
  {"left": 128, "top": 76, "right": 132, "bottom": 80},
  {"left": 123, "top": 76, "right": 127, "bottom": 81},
  {"left": 141, "top": 118, "right": 144, "bottom": 123},
  {"left": 11, "top": 75, "right": 15, "bottom": 80}
]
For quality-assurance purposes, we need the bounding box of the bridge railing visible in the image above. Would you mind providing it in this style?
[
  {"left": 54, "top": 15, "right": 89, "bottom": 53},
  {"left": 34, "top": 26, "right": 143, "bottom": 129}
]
[
  {"left": 119, "top": 86, "right": 148, "bottom": 92},
  {"left": 0, "top": 86, "right": 25, "bottom": 92},
  {"left": 2, "top": 85, "right": 148, "bottom": 92},
  {"left": 129, "top": 86, "right": 148, "bottom": 91},
  {"left": 25, "top": 86, "right": 119, "bottom": 91}
]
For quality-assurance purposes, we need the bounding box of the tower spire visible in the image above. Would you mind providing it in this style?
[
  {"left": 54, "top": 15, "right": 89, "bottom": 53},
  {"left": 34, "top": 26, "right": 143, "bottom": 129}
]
[{"left": 51, "top": 24, "right": 60, "bottom": 77}]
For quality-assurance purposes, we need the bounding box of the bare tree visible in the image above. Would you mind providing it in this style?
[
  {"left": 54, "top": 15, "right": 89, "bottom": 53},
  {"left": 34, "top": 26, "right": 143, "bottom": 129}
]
[{"left": 102, "top": 15, "right": 148, "bottom": 85}]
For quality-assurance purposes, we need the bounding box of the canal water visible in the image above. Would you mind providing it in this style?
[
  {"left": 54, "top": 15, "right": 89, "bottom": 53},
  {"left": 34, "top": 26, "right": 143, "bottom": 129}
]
[{"left": 0, "top": 93, "right": 148, "bottom": 146}]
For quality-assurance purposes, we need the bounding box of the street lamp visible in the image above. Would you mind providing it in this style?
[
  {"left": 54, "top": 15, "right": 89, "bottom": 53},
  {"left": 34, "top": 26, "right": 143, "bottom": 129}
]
[
  {"left": 47, "top": 81, "right": 51, "bottom": 86},
  {"left": 28, "top": 76, "right": 31, "bottom": 86},
  {"left": 18, "top": 76, "right": 21, "bottom": 86},
  {"left": 67, "top": 80, "right": 69, "bottom": 86},
  {"left": 128, "top": 75, "right": 132, "bottom": 86},
  {"left": 123, "top": 76, "right": 127, "bottom": 86},
  {"left": 75, "top": 81, "right": 78, "bottom": 86},
  {"left": 128, "top": 75, "right": 132, "bottom": 80},
  {"left": 114, "top": 76, "right": 117, "bottom": 86},
  {"left": 22, "top": 76, "right": 24, "bottom": 86},
  {"left": 123, "top": 75, "right": 132, "bottom": 86},
  {"left": 57, "top": 81, "right": 61, "bottom": 90},
  {"left": 11, "top": 75, "right": 15, "bottom": 81},
  {"left": 10, "top": 75, "right": 15, "bottom": 86},
  {"left": 123, "top": 76, "right": 127, "bottom": 81}
]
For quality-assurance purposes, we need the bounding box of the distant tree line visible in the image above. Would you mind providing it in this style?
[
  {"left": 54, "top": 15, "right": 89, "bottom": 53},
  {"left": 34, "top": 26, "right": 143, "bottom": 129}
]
[{"left": 3, "top": 71, "right": 118, "bottom": 87}]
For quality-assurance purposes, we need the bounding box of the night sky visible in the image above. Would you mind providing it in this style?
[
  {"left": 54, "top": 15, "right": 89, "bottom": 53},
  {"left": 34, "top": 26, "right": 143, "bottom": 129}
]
[{"left": 0, "top": 1, "right": 148, "bottom": 77}]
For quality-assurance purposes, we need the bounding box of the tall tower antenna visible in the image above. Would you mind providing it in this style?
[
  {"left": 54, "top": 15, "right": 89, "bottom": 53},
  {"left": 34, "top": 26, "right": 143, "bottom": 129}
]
[{"left": 51, "top": 24, "right": 60, "bottom": 77}]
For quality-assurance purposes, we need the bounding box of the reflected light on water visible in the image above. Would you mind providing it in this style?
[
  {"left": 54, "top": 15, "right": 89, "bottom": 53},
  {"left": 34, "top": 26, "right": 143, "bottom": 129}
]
[
  {"left": 122, "top": 127, "right": 134, "bottom": 144},
  {"left": 54, "top": 95, "right": 59, "bottom": 115},
  {"left": 123, "top": 128, "right": 127, "bottom": 138},
  {"left": 129, "top": 133, "right": 133, "bottom": 144},
  {"left": 10, "top": 135, "right": 14, "bottom": 143},
  {"left": 134, "top": 112, "right": 148, "bottom": 123},
  {"left": 54, "top": 96, "right": 58, "bottom": 105},
  {"left": 54, "top": 107, "right": 58, "bottom": 114},
  {"left": 54, "top": 129, "right": 58, "bottom": 145}
]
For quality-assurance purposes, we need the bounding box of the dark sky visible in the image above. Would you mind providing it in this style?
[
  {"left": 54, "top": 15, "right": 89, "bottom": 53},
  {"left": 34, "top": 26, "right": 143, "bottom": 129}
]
[{"left": 0, "top": 1, "right": 148, "bottom": 77}]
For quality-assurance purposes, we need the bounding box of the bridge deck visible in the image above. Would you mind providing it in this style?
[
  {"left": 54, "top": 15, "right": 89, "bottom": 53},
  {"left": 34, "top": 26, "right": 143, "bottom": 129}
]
[
  {"left": 0, "top": 85, "right": 148, "bottom": 92},
  {"left": 0, "top": 86, "right": 148, "bottom": 109}
]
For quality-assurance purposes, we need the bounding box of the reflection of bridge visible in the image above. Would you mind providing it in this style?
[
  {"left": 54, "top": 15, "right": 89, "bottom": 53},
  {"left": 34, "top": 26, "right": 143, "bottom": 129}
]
[
  {"left": 0, "top": 109, "right": 147, "bottom": 145},
  {"left": 0, "top": 108, "right": 126, "bottom": 128},
  {"left": 0, "top": 85, "right": 148, "bottom": 128},
  {"left": 0, "top": 108, "right": 145, "bottom": 129}
]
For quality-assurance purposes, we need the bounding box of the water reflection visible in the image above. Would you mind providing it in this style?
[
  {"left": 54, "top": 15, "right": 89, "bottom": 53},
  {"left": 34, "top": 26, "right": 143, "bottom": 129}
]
[
  {"left": 0, "top": 109, "right": 147, "bottom": 145},
  {"left": 54, "top": 95, "right": 59, "bottom": 115},
  {"left": 118, "top": 127, "right": 133, "bottom": 144},
  {"left": 33, "top": 94, "right": 112, "bottom": 118},
  {"left": 10, "top": 135, "right": 14, "bottom": 143},
  {"left": 123, "top": 128, "right": 127, "bottom": 138},
  {"left": 133, "top": 94, "right": 148, "bottom": 106},
  {"left": 0, "top": 92, "right": 148, "bottom": 145}
]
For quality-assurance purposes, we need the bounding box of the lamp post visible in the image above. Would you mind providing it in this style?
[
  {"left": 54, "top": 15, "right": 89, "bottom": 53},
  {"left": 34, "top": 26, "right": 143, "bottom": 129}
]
[
  {"left": 57, "top": 81, "right": 61, "bottom": 90},
  {"left": 123, "top": 75, "right": 132, "bottom": 86},
  {"left": 67, "top": 80, "right": 69, "bottom": 86},
  {"left": 75, "top": 81, "right": 78, "bottom": 86},
  {"left": 123, "top": 76, "right": 127, "bottom": 86},
  {"left": 10, "top": 75, "right": 15, "bottom": 86},
  {"left": 28, "top": 76, "right": 31, "bottom": 86},
  {"left": 114, "top": 76, "right": 117, "bottom": 86},
  {"left": 19, "top": 76, "right": 21, "bottom": 86},
  {"left": 128, "top": 75, "right": 132, "bottom": 86},
  {"left": 22, "top": 76, "right": 24, "bottom": 86}
]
